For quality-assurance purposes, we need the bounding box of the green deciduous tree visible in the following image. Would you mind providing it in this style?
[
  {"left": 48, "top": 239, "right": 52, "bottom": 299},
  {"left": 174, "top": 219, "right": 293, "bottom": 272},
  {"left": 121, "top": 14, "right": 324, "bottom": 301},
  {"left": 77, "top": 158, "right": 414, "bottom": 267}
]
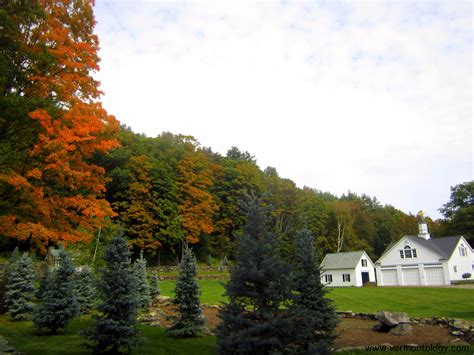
[{"left": 440, "top": 181, "right": 474, "bottom": 244}]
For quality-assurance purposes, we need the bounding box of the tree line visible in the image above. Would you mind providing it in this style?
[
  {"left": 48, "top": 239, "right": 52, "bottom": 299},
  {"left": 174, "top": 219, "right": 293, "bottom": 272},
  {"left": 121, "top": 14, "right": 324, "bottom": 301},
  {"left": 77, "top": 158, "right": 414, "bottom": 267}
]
[{"left": 0, "top": 0, "right": 472, "bottom": 263}]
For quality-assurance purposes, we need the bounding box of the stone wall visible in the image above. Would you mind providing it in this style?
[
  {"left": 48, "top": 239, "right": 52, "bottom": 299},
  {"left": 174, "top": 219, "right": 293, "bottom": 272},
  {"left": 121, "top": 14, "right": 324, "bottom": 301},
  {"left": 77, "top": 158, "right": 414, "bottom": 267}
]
[{"left": 336, "top": 311, "right": 473, "bottom": 344}]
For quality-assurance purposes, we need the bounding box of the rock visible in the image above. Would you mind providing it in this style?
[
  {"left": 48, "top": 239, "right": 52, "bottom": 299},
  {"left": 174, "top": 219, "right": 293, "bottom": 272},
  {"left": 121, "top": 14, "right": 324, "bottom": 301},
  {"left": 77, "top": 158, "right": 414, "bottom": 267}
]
[
  {"left": 377, "top": 311, "right": 410, "bottom": 326},
  {"left": 389, "top": 323, "right": 413, "bottom": 335},
  {"left": 451, "top": 319, "right": 471, "bottom": 331},
  {"left": 451, "top": 330, "right": 464, "bottom": 337}
]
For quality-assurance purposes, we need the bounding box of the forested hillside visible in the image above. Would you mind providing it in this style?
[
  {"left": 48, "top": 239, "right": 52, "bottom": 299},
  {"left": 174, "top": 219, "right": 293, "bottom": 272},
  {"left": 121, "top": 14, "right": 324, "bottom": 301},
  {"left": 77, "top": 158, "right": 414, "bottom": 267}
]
[
  {"left": 92, "top": 127, "right": 452, "bottom": 263},
  {"left": 0, "top": 0, "right": 470, "bottom": 264}
]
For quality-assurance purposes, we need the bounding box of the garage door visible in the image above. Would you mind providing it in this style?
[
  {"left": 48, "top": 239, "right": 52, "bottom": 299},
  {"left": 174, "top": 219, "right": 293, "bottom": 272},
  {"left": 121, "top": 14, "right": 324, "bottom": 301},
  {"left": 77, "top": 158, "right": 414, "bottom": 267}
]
[
  {"left": 402, "top": 268, "right": 421, "bottom": 286},
  {"left": 424, "top": 267, "right": 445, "bottom": 285},
  {"left": 381, "top": 269, "right": 398, "bottom": 286}
]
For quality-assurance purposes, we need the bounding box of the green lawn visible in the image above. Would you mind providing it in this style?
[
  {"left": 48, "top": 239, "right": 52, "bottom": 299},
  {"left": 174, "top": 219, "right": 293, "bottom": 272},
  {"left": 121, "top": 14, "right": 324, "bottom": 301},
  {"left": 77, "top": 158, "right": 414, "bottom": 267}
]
[
  {"left": 1, "top": 284, "right": 471, "bottom": 354},
  {"left": 0, "top": 315, "right": 216, "bottom": 355},
  {"left": 162, "top": 280, "right": 474, "bottom": 320}
]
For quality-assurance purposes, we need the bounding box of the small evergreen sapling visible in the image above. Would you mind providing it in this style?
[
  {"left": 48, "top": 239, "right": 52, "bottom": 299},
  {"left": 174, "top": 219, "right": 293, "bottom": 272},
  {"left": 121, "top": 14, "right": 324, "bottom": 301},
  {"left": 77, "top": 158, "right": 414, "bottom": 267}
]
[
  {"left": 133, "top": 250, "right": 151, "bottom": 309},
  {"left": 75, "top": 266, "right": 95, "bottom": 314},
  {"left": 4, "top": 252, "right": 36, "bottom": 321},
  {"left": 167, "top": 246, "right": 204, "bottom": 337},
  {"left": 216, "top": 202, "right": 294, "bottom": 354},
  {"left": 290, "top": 227, "right": 339, "bottom": 354},
  {"left": 82, "top": 232, "right": 140, "bottom": 354},
  {"left": 149, "top": 272, "right": 160, "bottom": 302},
  {"left": 33, "top": 248, "right": 79, "bottom": 334}
]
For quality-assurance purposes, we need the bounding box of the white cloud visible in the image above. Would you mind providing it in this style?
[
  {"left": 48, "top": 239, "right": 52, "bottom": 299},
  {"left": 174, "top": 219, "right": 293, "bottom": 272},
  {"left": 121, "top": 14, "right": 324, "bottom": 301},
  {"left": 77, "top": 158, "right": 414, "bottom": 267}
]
[{"left": 94, "top": 0, "right": 472, "bottom": 218}]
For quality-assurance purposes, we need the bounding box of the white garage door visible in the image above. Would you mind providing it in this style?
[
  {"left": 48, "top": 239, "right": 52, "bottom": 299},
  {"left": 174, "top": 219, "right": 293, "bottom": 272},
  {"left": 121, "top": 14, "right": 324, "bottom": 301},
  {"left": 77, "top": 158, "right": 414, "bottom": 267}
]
[
  {"left": 424, "top": 267, "right": 445, "bottom": 285},
  {"left": 402, "top": 268, "right": 421, "bottom": 286},
  {"left": 381, "top": 269, "right": 398, "bottom": 286}
]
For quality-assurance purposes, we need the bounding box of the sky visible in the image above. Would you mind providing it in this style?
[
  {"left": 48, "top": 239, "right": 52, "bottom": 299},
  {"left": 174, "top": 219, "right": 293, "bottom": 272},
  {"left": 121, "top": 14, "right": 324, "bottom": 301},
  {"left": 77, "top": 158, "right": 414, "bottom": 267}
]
[{"left": 93, "top": 0, "right": 473, "bottom": 220}]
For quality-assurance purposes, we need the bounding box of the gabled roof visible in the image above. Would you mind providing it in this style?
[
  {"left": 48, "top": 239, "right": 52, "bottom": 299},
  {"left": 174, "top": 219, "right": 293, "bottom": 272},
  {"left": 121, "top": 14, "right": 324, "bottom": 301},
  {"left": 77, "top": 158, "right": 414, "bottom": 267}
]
[
  {"left": 376, "top": 235, "right": 464, "bottom": 263},
  {"left": 321, "top": 251, "right": 370, "bottom": 270},
  {"left": 430, "top": 236, "right": 464, "bottom": 258}
]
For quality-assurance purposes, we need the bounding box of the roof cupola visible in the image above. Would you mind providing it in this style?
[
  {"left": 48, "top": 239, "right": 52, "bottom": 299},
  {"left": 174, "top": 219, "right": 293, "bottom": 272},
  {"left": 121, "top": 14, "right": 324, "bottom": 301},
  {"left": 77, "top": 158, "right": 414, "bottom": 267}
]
[{"left": 417, "top": 210, "right": 430, "bottom": 240}]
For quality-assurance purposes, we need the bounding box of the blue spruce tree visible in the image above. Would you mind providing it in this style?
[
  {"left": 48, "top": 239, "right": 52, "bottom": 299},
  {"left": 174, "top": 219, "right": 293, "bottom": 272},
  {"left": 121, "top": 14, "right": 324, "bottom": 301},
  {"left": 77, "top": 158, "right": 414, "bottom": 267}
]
[
  {"left": 290, "top": 227, "right": 339, "bottom": 354},
  {"left": 216, "top": 201, "right": 295, "bottom": 354},
  {"left": 133, "top": 250, "right": 151, "bottom": 309},
  {"left": 75, "top": 266, "right": 95, "bottom": 314},
  {"left": 33, "top": 248, "right": 79, "bottom": 334},
  {"left": 149, "top": 272, "right": 160, "bottom": 303},
  {"left": 5, "top": 252, "right": 36, "bottom": 321},
  {"left": 167, "top": 246, "right": 204, "bottom": 337},
  {"left": 82, "top": 232, "right": 140, "bottom": 353}
]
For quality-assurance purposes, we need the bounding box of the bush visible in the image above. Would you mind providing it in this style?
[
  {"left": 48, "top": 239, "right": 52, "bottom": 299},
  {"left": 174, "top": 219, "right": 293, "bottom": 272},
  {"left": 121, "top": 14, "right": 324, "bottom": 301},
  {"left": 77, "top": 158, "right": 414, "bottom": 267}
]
[{"left": 462, "top": 273, "right": 471, "bottom": 279}]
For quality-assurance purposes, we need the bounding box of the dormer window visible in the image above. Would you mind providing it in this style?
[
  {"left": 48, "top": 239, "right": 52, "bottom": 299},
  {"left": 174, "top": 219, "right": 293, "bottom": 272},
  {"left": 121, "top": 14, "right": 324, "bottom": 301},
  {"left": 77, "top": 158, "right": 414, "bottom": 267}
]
[
  {"left": 361, "top": 259, "right": 367, "bottom": 267},
  {"left": 459, "top": 244, "right": 467, "bottom": 257},
  {"left": 400, "top": 245, "right": 417, "bottom": 259}
]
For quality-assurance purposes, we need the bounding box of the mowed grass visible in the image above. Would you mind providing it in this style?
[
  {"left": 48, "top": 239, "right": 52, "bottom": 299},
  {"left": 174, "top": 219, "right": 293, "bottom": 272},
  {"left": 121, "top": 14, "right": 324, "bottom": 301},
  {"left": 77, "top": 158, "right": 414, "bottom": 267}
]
[
  {"left": 161, "top": 280, "right": 474, "bottom": 320},
  {"left": 0, "top": 315, "right": 216, "bottom": 355}
]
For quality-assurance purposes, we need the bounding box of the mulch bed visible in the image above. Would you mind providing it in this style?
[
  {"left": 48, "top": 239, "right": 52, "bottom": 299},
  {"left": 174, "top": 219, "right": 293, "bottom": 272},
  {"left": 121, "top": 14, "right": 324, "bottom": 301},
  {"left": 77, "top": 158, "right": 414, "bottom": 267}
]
[{"left": 148, "top": 304, "right": 457, "bottom": 347}]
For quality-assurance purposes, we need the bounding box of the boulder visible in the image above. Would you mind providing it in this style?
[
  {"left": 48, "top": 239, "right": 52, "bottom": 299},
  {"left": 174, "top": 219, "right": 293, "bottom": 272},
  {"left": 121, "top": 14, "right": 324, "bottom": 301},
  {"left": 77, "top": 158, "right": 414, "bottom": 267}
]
[
  {"left": 451, "top": 319, "right": 471, "bottom": 331},
  {"left": 389, "top": 323, "right": 413, "bottom": 336},
  {"left": 376, "top": 311, "right": 410, "bottom": 326}
]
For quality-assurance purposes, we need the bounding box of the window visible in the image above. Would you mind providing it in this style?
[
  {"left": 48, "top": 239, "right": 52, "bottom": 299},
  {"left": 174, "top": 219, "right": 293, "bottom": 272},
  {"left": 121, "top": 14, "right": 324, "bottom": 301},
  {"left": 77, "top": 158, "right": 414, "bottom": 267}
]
[
  {"left": 454, "top": 266, "right": 457, "bottom": 273},
  {"left": 325, "top": 275, "right": 333, "bottom": 283},
  {"left": 343, "top": 274, "right": 351, "bottom": 282},
  {"left": 400, "top": 246, "right": 417, "bottom": 259},
  {"left": 459, "top": 245, "right": 467, "bottom": 256},
  {"left": 361, "top": 259, "right": 367, "bottom": 267}
]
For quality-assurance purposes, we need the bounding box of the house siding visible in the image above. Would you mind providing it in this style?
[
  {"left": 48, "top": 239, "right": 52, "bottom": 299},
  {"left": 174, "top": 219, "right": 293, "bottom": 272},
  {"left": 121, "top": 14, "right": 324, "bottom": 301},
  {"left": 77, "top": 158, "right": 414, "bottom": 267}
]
[
  {"left": 447, "top": 237, "right": 474, "bottom": 281},
  {"left": 322, "top": 252, "right": 376, "bottom": 287}
]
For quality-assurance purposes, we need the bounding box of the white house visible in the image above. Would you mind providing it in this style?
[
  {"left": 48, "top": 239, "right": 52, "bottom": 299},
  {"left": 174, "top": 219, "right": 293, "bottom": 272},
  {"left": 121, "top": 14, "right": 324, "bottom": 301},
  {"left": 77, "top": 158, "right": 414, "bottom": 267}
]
[
  {"left": 321, "top": 251, "right": 376, "bottom": 287},
  {"left": 375, "top": 215, "right": 474, "bottom": 286}
]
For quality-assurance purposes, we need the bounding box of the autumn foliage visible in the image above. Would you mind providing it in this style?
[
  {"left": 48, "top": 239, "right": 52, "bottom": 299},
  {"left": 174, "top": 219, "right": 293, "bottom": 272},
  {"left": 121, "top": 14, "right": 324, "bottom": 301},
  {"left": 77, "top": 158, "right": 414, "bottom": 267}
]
[{"left": 0, "top": 0, "right": 118, "bottom": 252}]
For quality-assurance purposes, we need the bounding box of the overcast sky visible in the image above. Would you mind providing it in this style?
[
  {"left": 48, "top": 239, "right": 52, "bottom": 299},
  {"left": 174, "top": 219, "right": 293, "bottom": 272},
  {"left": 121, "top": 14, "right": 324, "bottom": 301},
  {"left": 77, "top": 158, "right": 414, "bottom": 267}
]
[{"left": 94, "top": 0, "right": 472, "bottom": 219}]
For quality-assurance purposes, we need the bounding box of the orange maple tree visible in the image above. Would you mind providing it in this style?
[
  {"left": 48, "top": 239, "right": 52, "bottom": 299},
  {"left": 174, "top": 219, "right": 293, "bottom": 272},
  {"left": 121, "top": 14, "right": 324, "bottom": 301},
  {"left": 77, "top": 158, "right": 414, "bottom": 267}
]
[
  {"left": 176, "top": 152, "right": 219, "bottom": 244},
  {"left": 0, "top": 0, "right": 118, "bottom": 253}
]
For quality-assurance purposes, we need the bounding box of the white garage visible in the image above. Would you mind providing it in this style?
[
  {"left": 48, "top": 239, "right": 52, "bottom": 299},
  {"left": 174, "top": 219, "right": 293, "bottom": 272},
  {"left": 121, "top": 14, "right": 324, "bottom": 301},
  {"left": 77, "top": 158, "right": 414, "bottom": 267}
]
[
  {"left": 424, "top": 267, "right": 445, "bottom": 285},
  {"left": 380, "top": 269, "right": 398, "bottom": 286},
  {"left": 375, "top": 218, "right": 472, "bottom": 286},
  {"left": 401, "top": 267, "right": 421, "bottom": 286}
]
